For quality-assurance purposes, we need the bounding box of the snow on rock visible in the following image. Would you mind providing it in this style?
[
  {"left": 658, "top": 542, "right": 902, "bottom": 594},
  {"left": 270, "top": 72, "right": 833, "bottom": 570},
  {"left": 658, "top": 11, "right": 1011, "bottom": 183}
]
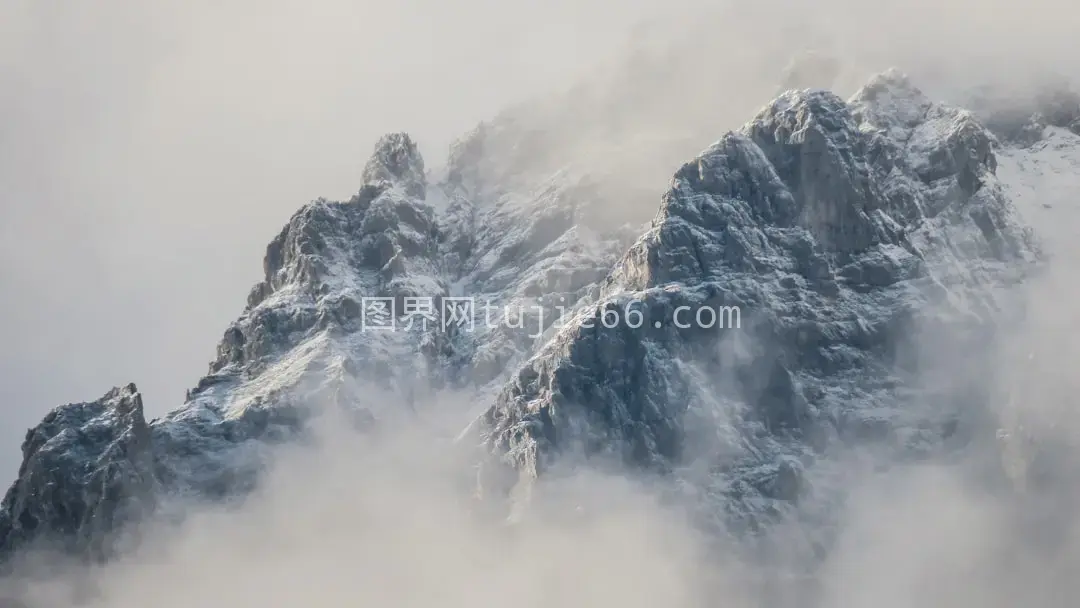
[
  {"left": 0, "top": 70, "right": 1066, "bottom": 567},
  {"left": 0, "top": 385, "right": 154, "bottom": 563},
  {"left": 965, "top": 78, "right": 1080, "bottom": 148},
  {"left": 991, "top": 126, "right": 1080, "bottom": 499},
  {"left": 997, "top": 127, "right": 1080, "bottom": 224},
  {"left": 361, "top": 132, "right": 428, "bottom": 199},
  {"left": 478, "top": 70, "right": 1041, "bottom": 540},
  {"left": 0, "top": 115, "right": 640, "bottom": 561}
]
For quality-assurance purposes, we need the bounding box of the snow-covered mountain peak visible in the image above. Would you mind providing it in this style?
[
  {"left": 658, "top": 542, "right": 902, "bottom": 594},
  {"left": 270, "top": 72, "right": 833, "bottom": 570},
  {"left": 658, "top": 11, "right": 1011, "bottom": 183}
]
[
  {"left": 847, "top": 68, "right": 935, "bottom": 133},
  {"left": 482, "top": 69, "right": 1041, "bottom": 531},
  {"left": 361, "top": 131, "right": 428, "bottom": 199},
  {"left": 0, "top": 70, "right": 1067, "bottom": 572}
]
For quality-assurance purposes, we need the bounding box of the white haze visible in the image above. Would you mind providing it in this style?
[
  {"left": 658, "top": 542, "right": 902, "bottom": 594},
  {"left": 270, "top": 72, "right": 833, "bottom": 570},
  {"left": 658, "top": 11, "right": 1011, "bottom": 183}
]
[{"left": 3, "top": 0, "right": 1080, "bottom": 605}]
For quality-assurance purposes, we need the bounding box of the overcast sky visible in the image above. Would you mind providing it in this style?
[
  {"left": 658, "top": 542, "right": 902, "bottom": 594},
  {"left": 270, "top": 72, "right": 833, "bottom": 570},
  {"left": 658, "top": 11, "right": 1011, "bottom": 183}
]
[{"left": 0, "top": 0, "right": 701, "bottom": 471}]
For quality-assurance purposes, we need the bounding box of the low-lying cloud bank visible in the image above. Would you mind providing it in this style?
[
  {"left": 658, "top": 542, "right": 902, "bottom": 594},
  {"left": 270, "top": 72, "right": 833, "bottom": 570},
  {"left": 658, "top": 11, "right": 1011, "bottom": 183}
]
[{"left": 8, "top": 242, "right": 1080, "bottom": 607}]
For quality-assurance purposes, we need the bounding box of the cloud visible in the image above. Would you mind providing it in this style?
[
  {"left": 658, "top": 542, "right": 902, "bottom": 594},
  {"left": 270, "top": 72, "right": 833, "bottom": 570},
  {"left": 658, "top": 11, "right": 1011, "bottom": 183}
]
[{"left": 3, "top": 0, "right": 1080, "bottom": 604}]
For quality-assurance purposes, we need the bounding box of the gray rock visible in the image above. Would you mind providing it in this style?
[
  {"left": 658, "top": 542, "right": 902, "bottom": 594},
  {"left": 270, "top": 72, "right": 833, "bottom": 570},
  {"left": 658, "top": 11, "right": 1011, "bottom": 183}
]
[
  {"left": 361, "top": 132, "right": 427, "bottom": 199},
  {"left": 0, "top": 135, "right": 452, "bottom": 563},
  {"left": 479, "top": 70, "right": 1041, "bottom": 533},
  {"left": 0, "top": 70, "right": 1052, "bottom": 569},
  {"left": 0, "top": 385, "right": 154, "bottom": 564},
  {"left": 0, "top": 111, "right": 639, "bottom": 563}
]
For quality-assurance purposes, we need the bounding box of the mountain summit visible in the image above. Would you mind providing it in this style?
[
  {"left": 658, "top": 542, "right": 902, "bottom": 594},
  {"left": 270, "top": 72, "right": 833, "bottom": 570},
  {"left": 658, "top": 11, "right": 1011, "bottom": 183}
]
[{"left": 0, "top": 70, "right": 1067, "bottom": 569}]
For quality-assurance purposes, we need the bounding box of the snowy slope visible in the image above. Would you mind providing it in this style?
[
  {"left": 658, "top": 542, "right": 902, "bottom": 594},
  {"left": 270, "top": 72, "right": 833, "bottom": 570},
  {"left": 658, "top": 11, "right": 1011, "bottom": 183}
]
[{"left": 998, "top": 127, "right": 1080, "bottom": 232}]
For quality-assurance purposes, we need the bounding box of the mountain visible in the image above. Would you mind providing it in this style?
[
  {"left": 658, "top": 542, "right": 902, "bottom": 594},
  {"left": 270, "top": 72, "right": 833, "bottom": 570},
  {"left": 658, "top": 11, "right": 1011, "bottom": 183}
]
[{"left": 1, "top": 68, "right": 1074, "bottom": 572}]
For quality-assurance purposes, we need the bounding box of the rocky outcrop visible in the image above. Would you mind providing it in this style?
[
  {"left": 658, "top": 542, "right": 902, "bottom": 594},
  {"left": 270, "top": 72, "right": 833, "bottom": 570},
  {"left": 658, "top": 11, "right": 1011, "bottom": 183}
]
[
  {"left": 0, "top": 123, "right": 638, "bottom": 562},
  {"left": 479, "top": 70, "right": 1041, "bottom": 530},
  {"left": 0, "top": 70, "right": 1051, "bottom": 567},
  {"left": 441, "top": 164, "right": 640, "bottom": 387},
  {"left": 0, "top": 134, "right": 453, "bottom": 562},
  {"left": 0, "top": 385, "right": 154, "bottom": 563}
]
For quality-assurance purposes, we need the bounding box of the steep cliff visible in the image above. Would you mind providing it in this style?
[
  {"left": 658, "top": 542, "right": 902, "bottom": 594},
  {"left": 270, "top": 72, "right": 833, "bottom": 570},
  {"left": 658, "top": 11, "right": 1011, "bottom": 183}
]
[
  {"left": 480, "top": 70, "right": 1041, "bottom": 532},
  {"left": 0, "top": 70, "right": 1059, "bottom": 567}
]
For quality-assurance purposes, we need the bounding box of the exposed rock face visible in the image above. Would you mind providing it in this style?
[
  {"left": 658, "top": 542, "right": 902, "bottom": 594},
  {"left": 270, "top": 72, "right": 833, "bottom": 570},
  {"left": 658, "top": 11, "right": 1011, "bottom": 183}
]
[
  {"left": 0, "top": 385, "right": 154, "bottom": 563},
  {"left": 441, "top": 159, "right": 639, "bottom": 387},
  {"left": 0, "top": 70, "right": 1052, "bottom": 566},
  {"left": 0, "top": 124, "right": 633, "bottom": 561},
  {"left": 480, "top": 70, "right": 1040, "bottom": 531},
  {"left": 361, "top": 132, "right": 428, "bottom": 199}
]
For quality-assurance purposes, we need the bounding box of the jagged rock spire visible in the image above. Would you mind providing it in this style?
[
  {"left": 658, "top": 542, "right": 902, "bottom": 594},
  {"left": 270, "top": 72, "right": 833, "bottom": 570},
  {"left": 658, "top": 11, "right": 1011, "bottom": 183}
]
[
  {"left": 361, "top": 132, "right": 426, "bottom": 199},
  {"left": 482, "top": 69, "right": 1041, "bottom": 535},
  {"left": 0, "top": 69, "right": 1054, "bottom": 575},
  {"left": 0, "top": 384, "right": 155, "bottom": 563}
]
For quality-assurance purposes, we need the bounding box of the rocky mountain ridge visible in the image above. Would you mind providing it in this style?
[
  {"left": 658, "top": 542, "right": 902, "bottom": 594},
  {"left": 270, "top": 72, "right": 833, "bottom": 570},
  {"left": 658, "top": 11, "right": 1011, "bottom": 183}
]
[
  {"left": 1, "top": 68, "right": 1070, "bottom": 569},
  {"left": 481, "top": 69, "right": 1042, "bottom": 533}
]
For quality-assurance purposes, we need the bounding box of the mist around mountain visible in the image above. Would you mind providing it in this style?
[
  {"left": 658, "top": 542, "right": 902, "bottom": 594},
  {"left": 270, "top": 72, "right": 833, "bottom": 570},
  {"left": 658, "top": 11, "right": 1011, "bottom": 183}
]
[{"left": 3, "top": 1, "right": 1080, "bottom": 606}]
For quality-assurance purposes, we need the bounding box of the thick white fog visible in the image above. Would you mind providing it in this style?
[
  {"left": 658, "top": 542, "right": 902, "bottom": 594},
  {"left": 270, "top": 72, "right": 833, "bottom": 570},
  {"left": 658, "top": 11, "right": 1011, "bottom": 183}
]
[{"left": 3, "top": 0, "right": 1080, "bottom": 605}]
